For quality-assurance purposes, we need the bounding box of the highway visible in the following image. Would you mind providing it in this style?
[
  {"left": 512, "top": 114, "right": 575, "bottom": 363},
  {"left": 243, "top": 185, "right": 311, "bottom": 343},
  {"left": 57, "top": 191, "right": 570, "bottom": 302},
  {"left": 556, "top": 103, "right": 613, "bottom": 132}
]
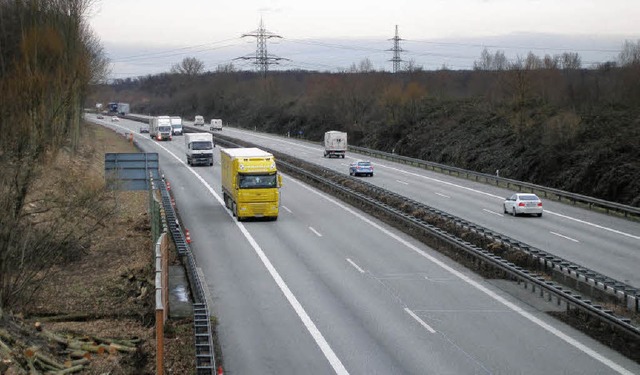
[
  {"left": 217, "top": 125, "right": 640, "bottom": 288},
  {"left": 92, "top": 115, "right": 640, "bottom": 374}
]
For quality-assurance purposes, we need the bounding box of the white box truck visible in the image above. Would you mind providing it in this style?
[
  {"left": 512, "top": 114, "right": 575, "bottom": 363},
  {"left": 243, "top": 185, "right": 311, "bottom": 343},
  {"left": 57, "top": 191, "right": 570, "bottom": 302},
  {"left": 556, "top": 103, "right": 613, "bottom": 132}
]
[
  {"left": 150, "top": 116, "right": 173, "bottom": 141},
  {"left": 210, "top": 119, "right": 223, "bottom": 131},
  {"left": 170, "top": 116, "right": 183, "bottom": 135},
  {"left": 194, "top": 115, "right": 205, "bottom": 126},
  {"left": 185, "top": 133, "right": 214, "bottom": 166},
  {"left": 323, "top": 131, "right": 347, "bottom": 158}
]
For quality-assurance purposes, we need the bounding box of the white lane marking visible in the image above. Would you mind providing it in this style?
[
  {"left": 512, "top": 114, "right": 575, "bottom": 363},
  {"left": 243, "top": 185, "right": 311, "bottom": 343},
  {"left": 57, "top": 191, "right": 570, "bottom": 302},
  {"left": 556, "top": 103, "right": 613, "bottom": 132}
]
[
  {"left": 309, "top": 227, "right": 323, "bottom": 237},
  {"left": 435, "top": 192, "right": 450, "bottom": 198},
  {"left": 282, "top": 206, "right": 292, "bottom": 213},
  {"left": 404, "top": 308, "right": 437, "bottom": 333},
  {"left": 104, "top": 121, "right": 349, "bottom": 375},
  {"left": 396, "top": 180, "right": 409, "bottom": 185},
  {"left": 550, "top": 231, "right": 580, "bottom": 243},
  {"left": 545, "top": 211, "right": 639, "bottom": 240},
  {"left": 288, "top": 177, "right": 635, "bottom": 375},
  {"left": 482, "top": 209, "right": 503, "bottom": 217},
  {"left": 346, "top": 258, "right": 365, "bottom": 274}
]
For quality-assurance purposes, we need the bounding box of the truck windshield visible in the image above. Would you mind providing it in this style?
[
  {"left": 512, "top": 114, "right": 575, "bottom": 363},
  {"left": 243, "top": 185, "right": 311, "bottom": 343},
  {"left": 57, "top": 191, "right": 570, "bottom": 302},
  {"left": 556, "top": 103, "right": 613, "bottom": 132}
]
[
  {"left": 238, "top": 174, "right": 277, "bottom": 189},
  {"left": 192, "top": 141, "right": 212, "bottom": 150},
  {"left": 159, "top": 126, "right": 171, "bottom": 132}
]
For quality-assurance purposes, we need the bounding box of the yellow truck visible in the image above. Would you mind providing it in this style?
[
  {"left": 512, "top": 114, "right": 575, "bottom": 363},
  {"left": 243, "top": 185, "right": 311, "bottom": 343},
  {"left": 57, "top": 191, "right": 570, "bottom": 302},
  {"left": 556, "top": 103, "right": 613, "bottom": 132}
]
[{"left": 220, "top": 147, "right": 282, "bottom": 221}]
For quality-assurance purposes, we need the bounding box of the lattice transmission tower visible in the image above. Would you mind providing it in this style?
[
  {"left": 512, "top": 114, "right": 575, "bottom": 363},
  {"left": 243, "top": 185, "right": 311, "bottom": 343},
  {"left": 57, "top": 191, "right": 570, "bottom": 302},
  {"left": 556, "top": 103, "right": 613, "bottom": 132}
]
[
  {"left": 388, "top": 25, "right": 404, "bottom": 73},
  {"left": 236, "top": 18, "right": 287, "bottom": 76}
]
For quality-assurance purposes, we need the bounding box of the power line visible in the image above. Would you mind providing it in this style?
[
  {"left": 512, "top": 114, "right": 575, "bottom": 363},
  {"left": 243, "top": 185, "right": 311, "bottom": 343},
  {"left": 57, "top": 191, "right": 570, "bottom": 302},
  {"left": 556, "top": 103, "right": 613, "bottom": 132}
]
[{"left": 236, "top": 18, "right": 288, "bottom": 77}]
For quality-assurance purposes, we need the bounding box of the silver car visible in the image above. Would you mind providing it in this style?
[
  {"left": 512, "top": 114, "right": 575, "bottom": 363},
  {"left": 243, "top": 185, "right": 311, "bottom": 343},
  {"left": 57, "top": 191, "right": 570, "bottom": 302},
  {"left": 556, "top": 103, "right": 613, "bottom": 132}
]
[
  {"left": 503, "top": 193, "right": 543, "bottom": 217},
  {"left": 349, "top": 160, "right": 374, "bottom": 177}
]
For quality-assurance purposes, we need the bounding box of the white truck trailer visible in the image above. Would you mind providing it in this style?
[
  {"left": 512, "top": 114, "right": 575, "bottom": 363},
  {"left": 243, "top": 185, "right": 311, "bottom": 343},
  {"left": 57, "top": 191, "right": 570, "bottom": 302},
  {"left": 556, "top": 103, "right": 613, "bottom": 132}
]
[
  {"left": 323, "top": 131, "right": 347, "bottom": 158},
  {"left": 210, "top": 119, "right": 223, "bottom": 131},
  {"left": 185, "top": 133, "right": 214, "bottom": 166}
]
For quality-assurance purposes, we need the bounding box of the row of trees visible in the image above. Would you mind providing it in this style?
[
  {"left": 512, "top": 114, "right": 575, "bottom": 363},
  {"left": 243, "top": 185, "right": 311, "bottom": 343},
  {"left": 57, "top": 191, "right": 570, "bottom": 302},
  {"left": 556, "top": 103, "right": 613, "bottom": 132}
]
[{"left": 0, "top": 0, "right": 110, "bottom": 312}]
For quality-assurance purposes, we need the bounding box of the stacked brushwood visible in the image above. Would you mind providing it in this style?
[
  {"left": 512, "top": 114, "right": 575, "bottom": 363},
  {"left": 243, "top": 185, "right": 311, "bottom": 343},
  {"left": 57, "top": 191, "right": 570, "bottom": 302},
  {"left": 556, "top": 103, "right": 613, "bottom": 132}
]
[{"left": 0, "top": 320, "right": 139, "bottom": 374}]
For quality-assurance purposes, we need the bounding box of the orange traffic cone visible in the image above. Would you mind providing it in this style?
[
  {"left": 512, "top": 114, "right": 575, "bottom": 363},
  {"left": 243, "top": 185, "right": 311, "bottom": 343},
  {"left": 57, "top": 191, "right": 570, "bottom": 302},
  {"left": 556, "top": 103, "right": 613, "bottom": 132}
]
[
  {"left": 166, "top": 181, "right": 171, "bottom": 191},
  {"left": 185, "top": 229, "right": 191, "bottom": 244}
]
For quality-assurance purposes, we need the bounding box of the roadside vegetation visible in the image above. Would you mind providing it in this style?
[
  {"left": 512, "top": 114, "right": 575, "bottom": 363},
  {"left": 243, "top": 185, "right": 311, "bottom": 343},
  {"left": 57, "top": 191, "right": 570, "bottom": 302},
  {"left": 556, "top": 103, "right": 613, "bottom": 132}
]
[
  {"left": 93, "top": 43, "right": 640, "bottom": 206},
  {"left": 0, "top": 1, "right": 194, "bottom": 373}
]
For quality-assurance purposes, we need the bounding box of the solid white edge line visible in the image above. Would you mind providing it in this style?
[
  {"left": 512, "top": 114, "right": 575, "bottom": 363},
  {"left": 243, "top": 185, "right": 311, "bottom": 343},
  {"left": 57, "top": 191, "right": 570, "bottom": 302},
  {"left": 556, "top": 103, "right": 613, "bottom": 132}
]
[
  {"left": 309, "top": 227, "right": 323, "bottom": 237},
  {"left": 550, "top": 231, "right": 580, "bottom": 243},
  {"left": 346, "top": 258, "right": 365, "bottom": 274},
  {"left": 287, "top": 177, "right": 635, "bottom": 375},
  {"left": 104, "top": 121, "right": 350, "bottom": 375},
  {"left": 404, "top": 308, "right": 437, "bottom": 333}
]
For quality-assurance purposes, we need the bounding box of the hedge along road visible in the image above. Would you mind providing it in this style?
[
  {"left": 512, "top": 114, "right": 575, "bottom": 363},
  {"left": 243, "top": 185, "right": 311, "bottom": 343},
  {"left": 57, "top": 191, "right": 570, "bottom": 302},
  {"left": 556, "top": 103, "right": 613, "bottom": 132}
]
[
  {"left": 218, "top": 126, "right": 640, "bottom": 288},
  {"left": 94, "top": 115, "right": 640, "bottom": 374}
]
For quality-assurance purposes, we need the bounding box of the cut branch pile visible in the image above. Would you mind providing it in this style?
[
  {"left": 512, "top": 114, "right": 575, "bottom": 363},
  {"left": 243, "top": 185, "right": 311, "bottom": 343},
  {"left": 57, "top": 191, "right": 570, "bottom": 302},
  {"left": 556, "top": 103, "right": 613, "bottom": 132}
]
[{"left": 0, "top": 321, "right": 140, "bottom": 374}]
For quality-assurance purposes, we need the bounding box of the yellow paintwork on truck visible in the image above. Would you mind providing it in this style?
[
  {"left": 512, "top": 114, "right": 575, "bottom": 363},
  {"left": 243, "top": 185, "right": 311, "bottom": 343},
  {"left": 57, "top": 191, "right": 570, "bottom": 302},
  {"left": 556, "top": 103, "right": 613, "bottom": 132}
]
[{"left": 220, "top": 147, "right": 280, "bottom": 220}]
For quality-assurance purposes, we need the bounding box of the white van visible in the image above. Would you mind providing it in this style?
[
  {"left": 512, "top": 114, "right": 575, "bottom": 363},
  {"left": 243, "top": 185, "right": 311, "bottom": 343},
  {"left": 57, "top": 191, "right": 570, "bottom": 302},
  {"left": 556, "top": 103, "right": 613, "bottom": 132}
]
[{"left": 194, "top": 115, "right": 205, "bottom": 126}]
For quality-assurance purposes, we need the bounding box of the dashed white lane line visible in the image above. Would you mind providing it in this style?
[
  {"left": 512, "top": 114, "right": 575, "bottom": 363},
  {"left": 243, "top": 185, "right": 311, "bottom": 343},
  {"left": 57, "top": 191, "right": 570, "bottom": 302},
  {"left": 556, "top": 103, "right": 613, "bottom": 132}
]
[
  {"left": 346, "top": 258, "right": 365, "bottom": 274},
  {"left": 309, "top": 227, "right": 323, "bottom": 237},
  {"left": 482, "top": 209, "right": 503, "bottom": 217},
  {"left": 404, "top": 308, "right": 437, "bottom": 333},
  {"left": 435, "top": 192, "right": 450, "bottom": 198},
  {"left": 282, "top": 206, "right": 292, "bottom": 213},
  {"left": 396, "top": 180, "right": 409, "bottom": 185},
  {"left": 550, "top": 231, "right": 580, "bottom": 243}
]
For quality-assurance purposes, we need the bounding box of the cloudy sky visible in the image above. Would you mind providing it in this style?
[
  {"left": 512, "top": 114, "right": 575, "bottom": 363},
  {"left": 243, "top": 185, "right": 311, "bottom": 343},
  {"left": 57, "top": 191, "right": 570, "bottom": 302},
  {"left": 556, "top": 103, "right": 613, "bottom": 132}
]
[{"left": 88, "top": 0, "right": 640, "bottom": 79}]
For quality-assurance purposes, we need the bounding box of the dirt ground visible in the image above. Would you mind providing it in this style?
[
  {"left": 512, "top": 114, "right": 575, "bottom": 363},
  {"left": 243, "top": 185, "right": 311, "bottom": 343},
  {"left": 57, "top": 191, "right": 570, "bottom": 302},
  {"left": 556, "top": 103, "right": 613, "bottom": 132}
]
[{"left": 0, "top": 123, "right": 195, "bottom": 374}]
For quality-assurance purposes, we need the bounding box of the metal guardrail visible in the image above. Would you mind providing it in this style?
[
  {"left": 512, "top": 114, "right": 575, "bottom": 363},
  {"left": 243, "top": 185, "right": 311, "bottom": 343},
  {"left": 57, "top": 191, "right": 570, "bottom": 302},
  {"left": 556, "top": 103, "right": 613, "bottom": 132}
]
[
  {"left": 276, "top": 159, "right": 640, "bottom": 340},
  {"left": 209, "top": 133, "right": 640, "bottom": 341},
  {"left": 349, "top": 145, "right": 640, "bottom": 218},
  {"left": 157, "top": 178, "right": 216, "bottom": 374}
]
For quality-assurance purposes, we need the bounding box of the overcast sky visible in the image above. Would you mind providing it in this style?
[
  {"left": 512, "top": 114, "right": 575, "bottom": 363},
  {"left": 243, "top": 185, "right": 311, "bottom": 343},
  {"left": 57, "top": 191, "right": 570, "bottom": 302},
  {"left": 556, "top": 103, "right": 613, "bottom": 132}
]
[{"left": 88, "top": 0, "right": 640, "bottom": 79}]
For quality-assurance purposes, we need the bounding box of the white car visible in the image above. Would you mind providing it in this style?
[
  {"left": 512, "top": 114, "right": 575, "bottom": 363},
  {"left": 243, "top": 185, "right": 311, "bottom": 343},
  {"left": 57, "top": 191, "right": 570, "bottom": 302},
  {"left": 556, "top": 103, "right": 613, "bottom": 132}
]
[
  {"left": 503, "top": 193, "right": 543, "bottom": 217},
  {"left": 111, "top": 116, "right": 119, "bottom": 122}
]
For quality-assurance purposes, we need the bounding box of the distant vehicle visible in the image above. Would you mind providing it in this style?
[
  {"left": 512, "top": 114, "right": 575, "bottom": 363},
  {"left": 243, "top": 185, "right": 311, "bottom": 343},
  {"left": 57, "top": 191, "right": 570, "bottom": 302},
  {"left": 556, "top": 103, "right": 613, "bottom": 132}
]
[
  {"left": 324, "top": 131, "right": 347, "bottom": 158},
  {"left": 185, "top": 133, "right": 214, "bottom": 166},
  {"left": 220, "top": 147, "right": 282, "bottom": 221},
  {"left": 194, "top": 115, "right": 205, "bottom": 126},
  {"left": 108, "top": 102, "right": 130, "bottom": 116},
  {"left": 97, "top": 114, "right": 104, "bottom": 119},
  {"left": 210, "top": 119, "right": 223, "bottom": 131},
  {"left": 111, "top": 116, "right": 119, "bottom": 122},
  {"left": 503, "top": 193, "right": 543, "bottom": 217},
  {"left": 149, "top": 116, "right": 172, "bottom": 141},
  {"left": 349, "top": 160, "right": 373, "bottom": 177},
  {"left": 170, "top": 116, "right": 183, "bottom": 135},
  {"left": 139, "top": 125, "right": 149, "bottom": 133}
]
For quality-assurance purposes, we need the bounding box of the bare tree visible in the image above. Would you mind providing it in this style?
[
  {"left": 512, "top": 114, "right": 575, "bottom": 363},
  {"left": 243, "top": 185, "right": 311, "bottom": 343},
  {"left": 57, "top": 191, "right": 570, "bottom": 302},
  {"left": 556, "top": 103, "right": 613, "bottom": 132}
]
[
  {"left": 171, "top": 57, "right": 205, "bottom": 76},
  {"left": 0, "top": 0, "right": 111, "bottom": 312},
  {"left": 474, "top": 48, "right": 507, "bottom": 70},
  {"left": 618, "top": 40, "right": 640, "bottom": 66},
  {"left": 560, "top": 52, "right": 582, "bottom": 70}
]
